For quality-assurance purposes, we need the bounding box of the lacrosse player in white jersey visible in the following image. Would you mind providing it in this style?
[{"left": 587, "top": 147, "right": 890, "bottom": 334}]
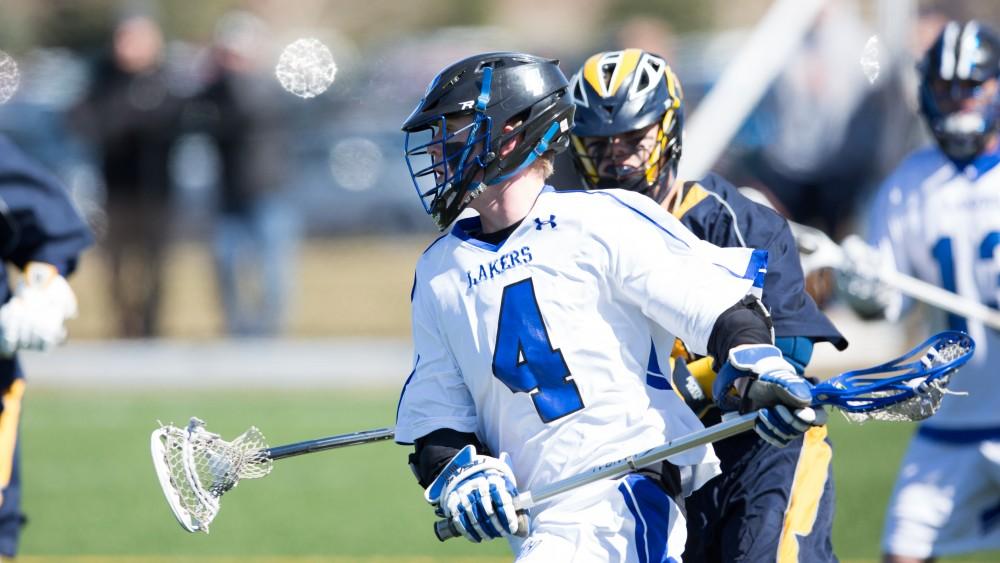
[
  {"left": 839, "top": 21, "right": 1000, "bottom": 563},
  {"left": 396, "top": 51, "right": 827, "bottom": 562}
]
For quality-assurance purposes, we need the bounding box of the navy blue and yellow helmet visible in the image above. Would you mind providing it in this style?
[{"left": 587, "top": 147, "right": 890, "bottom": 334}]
[{"left": 569, "top": 49, "right": 683, "bottom": 201}]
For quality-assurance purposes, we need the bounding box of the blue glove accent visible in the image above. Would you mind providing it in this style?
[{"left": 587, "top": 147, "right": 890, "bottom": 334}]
[
  {"left": 714, "top": 362, "right": 746, "bottom": 411},
  {"left": 457, "top": 504, "right": 483, "bottom": 542},
  {"left": 490, "top": 481, "right": 514, "bottom": 534},
  {"left": 469, "top": 488, "right": 500, "bottom": 539},
  {"left": 755, "top": 408, "right": 792, "bottom": 446},
  {"left": 424, "top": 445, "right": 521, "bottom": 542},
  {"left": 754, "top": 370, "right": 813, "bottom": 407},
  {"left": 775, "top": 336, "right": 814, "bottom": 375},
  {"left": 755, "top": 405, "right": 828, "bottom": 448},
  {"left": 714, "top": 344, "right": 784, "bottom": 411},
  {"left": 425, "top": 444, "right": 476, "bottom": 505},
  {"left": 714, "top": 344, "right": 814, "bottom": 412}
]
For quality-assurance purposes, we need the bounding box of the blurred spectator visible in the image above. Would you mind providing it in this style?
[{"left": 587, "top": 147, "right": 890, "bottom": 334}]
[
  {"left": 614, "top": 16, "right": 677, "bottom": 62},
  {"left": 197, "top": 11, "right": 298, "bottom": 336},
  {"left": 70, "top": 13, "right": 184, "bottom": 338},
  {"left": 734, "top": 2, "right": 895, "bottom": 239}
]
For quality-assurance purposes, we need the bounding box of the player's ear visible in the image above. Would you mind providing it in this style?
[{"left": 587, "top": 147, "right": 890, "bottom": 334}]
[{"left": 499, "top": 120, "right": 524, "bottom": 158}]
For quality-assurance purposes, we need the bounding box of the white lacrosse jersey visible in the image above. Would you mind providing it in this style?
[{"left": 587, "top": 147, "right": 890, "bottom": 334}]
[
  {"left": 395, "top": 186, "right": 767, "bottom": 496},
  {"left": 867, "top": 146, "right": 1000, "bottom": 429}
]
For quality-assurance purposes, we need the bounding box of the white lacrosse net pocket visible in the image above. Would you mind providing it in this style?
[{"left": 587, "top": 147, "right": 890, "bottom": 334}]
[
  {"left": 839, "top": 339, "right": 970, "bottom": 424},
  {"left": 151, "top": 418, "right": 273, "bottom": 532}
]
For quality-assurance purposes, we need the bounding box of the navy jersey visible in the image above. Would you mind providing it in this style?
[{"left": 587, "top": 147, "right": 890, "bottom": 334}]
[
  {"left": 672, "top": 173, "right": 846, "bottom": 350},
  {"left": 0, "top": 135, "right": 93, "bottom": 380},
  {"left": 673, "top": 174, "right": 840, "bottom": 563}
]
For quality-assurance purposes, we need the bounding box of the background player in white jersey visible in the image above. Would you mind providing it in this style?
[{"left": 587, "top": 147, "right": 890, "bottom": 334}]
[
  {"left": 839, "top": 20, "right": 1000, "bottom": 563},
  {"left": 396, "top": 51, "right": 828, "bottom": 561},
  {"left": 568, "top": 49, "right": 847, "bottom": 563}
]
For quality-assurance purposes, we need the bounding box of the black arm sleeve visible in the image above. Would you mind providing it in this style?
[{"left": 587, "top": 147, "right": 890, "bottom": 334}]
[
  {"left": 707, "top": 295, "right": 774, "bottom": 370},
  {"left": 408, "top": 428, "right": 487, "bottom": 489}
]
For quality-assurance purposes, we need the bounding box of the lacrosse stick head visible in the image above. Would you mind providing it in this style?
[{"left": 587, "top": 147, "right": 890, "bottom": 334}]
[
  {"left": 812, "top": 331, "right": 975, "bottom": 423},
  {"left": 151, "top": 417, "right": 273, "bottom": 533}
]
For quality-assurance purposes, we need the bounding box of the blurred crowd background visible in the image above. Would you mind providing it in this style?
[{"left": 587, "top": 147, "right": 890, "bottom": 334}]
[{"left": 0, "top": 0, "right": 996, "bottom": 341}]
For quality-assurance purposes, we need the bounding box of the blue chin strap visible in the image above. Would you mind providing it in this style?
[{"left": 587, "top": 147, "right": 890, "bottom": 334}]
[
  {"left": 464, "top": 65, "right": 562, "bottom": 187},
  {"left": 451, "top": 67, "right": 494, "bottom": 185},
  {"left": 490, "top": 120, "right": 561, "bottom": 185}
]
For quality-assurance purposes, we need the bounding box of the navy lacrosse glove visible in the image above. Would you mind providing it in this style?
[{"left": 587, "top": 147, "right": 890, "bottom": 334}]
[
  {"left": 424, "top": 445, "right": 521, "bottom": 542},
  {"left": 715, "top": 344, "right": 827, "bottom": 447}
]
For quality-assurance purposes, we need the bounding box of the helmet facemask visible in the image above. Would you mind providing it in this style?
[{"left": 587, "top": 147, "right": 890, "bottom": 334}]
[
  {"left": 921, "top": 76, "right": 1000, "bottom": 162},
  {"left": 571, "top": 110, "right": 681, "bottom": 203},
  {"left": 567, "top": 49, "right": 684, "bottom": 203},
  {"left": 918, "top": 21, "right": 1000, "bottom": 164},
  {"left": 404, "top": 112, "right": 494, "bottom": 230}
]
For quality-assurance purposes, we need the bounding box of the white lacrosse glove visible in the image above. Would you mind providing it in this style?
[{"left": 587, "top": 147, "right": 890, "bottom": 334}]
[
  {"left": 0, "top": 262, "right": 78, "bottom": 357},
  {"left": 424, "top": 445, "right": 521, "bottom": 543},
  {"left": 714, "top": 344, "right": 826, "bottom": 447},
  {"left": 836, "top": 235, "right": 897, "bottom": 317}
]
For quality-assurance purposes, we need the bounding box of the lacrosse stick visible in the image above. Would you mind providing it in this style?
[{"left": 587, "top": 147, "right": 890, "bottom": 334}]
[
  {"left": 435, "top": 330, "right": 975, "bottom": 540},
  {"left": 151, "top": 423, "right": 394, "bottom": 532},
  {"left": 790, "top": 220, "right": 1000, "bottom": 331}
]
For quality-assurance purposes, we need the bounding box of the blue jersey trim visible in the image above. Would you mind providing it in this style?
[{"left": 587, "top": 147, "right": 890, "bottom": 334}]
[
  {"left": 449, "top": 186, "right": 557, "bottom": 252},
  {"left": 646, "top": 372, "right": 671, "bottom": 391},
  {"left": 420, "top": 232, "right": 451, "bottom": 258},
  {"left": 746, "top": 248, "right": 768, "bottom": 288},
  {"left": 619, "top": 474, "right": 671, "bottom": 563},
  {"left": 647, "top": 342, "right": 662, "bottom": 374},
  {"left": 450, "top": 216, "right": 504, "bottom": 251},
  {"left": 394, "top": 357, "right": 420, "bottom": 439},
  {"left": 917, "top": 424, "right": 1000, "bottom": 444},
  {"left": 646, "top": 342, "right": 671, "bottom": 390},
  {"left": 964, "top": 145, "right": 1000, "bottom": 179}
]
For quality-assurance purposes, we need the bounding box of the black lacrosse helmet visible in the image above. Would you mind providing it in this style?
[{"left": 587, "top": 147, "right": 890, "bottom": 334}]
[
  {"left": 402, "top": 52, "right": 575, "bottom": 230},
  {"left": 919, "top": 20, "right": 1000, "bottom": 163},
  {"left": 568, "top": 49, "right": 683, "bottom": 202}
]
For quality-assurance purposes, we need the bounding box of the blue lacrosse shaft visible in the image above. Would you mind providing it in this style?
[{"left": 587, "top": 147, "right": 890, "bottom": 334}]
[{"left": 809, "top": 331, "right": 974, "bottom": 413}]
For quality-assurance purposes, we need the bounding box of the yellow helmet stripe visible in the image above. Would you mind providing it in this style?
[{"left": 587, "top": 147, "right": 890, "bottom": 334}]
[
  {"left": 608, "top": 48, "right": 643, "bottom": 96},
  {"left": 643, "top": 109, "right": 676, "bottom": 184},
  {"left": 583, "top": 53, "right": 609, "bottom": 97},
  {"left": 664, "top": 66, "right": 682, "bottom": 109},
  {"left": 570, "top": 135, "right": 599, "bottom": 184}
]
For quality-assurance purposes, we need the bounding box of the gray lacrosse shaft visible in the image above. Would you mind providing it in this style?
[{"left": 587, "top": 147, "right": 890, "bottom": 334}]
[
  {"left": 789, "top": 220, "right": 1000, "bottom": 330},
  {"left": 265, "top": 427, "right": 394, "bottom": 460},
  {"left": 434, "top": 412, "right": 758, "bottom": 541}
]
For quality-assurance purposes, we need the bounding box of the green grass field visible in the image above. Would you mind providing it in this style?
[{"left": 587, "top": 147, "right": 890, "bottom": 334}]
[{"left": 14, "top": 388, "right": 1000, "bottom": 562}]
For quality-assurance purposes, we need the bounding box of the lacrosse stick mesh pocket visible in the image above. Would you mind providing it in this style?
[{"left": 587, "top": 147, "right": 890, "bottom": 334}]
[
  {"left": 839, "top": 339, "right": 970, "bottom": 424},
  {"left": 154, "top": 420, "right": 273, "bottom": 531}
]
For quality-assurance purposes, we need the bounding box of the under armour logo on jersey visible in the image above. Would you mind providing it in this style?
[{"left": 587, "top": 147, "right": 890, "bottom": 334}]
[{"left": 534, "top": 215, "right": 557, "bottom": 230}]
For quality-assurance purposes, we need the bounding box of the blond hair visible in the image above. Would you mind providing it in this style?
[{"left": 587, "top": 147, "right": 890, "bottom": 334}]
[{"left": 529, "top": 153, "right": 556, "bottom": 179}]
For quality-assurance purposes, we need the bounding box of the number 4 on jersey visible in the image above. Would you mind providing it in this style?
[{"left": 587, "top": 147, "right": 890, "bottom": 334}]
[{"left": 493, "top": 278, "right": 584, "bottom": 422}]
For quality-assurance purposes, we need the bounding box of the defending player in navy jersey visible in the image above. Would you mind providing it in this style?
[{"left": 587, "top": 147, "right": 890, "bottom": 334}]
[
  {"left": 0, "top": 134, "right": 92, "bottom": 557},
  {"left": 838, "top": 21, "right": 1000, "bottom": 563},
  {"left": 568, "top": 49, "right": 848, "bottom": 562},
  {"left": 396, "top": 52, "right": 829, "bottom": 561}
]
